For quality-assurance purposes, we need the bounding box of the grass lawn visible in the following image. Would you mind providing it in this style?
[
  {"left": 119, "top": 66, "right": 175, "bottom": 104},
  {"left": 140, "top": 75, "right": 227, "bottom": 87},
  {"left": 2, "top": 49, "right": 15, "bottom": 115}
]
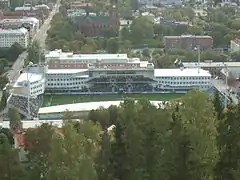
[{"left": 42, "top": 93, "right": 184, "bottom": 107}]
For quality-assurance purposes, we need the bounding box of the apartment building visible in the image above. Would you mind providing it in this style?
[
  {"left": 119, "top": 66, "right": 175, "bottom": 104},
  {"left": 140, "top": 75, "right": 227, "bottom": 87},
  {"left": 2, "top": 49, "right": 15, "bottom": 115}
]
[
  {"left": 0, "top": 17, "right": 39, "bottom": 38},
  {"left": 164, "top": 35, "right": 213, "bottom": 51},
  {"left": 0, "top": 27, "right": 29, "bottom": 48},
  {"left": 230, "top": 39, "right": 240, "bottom": 52}
]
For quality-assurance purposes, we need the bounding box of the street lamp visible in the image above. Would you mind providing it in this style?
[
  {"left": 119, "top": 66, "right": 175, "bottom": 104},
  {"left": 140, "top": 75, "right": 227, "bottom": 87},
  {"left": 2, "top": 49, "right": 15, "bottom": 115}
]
[
  {"left": 194, "top": 45, "right": 201, "bottom": 73},
  {"left": 224, "top": 64, "right": 228, "bottom": 109},
  {"left": 26, "top": 62, "right": 33, "bottom": 120}
]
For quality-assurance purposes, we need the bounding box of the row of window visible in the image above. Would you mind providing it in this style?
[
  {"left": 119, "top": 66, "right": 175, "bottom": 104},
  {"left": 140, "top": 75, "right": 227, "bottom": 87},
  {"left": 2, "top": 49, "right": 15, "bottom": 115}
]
[
  {"left": 156, "top": 76, "right": 210, "bottom": 80},
  {"left": 47, "top": 78, "right": 87, "bottom": 81},
  {"left": 160, "top": 81, "right": 209, "bottom": 85},
  {"left": 47, "top": 81, "right": 85, "bottom": 86}
]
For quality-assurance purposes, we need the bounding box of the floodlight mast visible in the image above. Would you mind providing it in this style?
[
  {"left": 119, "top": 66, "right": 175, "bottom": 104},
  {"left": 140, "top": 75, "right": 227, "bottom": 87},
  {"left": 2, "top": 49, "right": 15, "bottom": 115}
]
[{"left": 224, "top": 64, "right": 228, "bottom": 109}]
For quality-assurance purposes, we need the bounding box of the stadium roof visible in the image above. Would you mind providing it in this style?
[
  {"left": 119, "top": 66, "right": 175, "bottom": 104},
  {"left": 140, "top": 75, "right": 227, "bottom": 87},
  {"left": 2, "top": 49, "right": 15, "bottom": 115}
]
[
  {"left": 182, "top": 62, "right": 240, "bottom": 68},
  {"left": 154, "top": 68, "right": 211, "bottom": 77},
  {"left": 14, "top": 73, "right": 42, "bottom": 87},
  {"left": 47, "top": 69, "right": 88, "bottom": 74},
  {"left": 39, "top": 100, "right": 163, "bottom": 114},
  {"left": 1, "top": 120, "right": 67, "bottom": 129}
]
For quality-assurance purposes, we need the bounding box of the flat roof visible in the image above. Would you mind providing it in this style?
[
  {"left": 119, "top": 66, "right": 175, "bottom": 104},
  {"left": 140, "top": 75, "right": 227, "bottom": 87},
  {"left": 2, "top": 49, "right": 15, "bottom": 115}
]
[
  {"left": 47, "top": 69, "right": 88, "bottom": 74},
  {"left": 14, "top": 73, "right": 42, "bottom": 86},
  {"left": 0, "top": 27, "right": 28, "bottom": 34},
  {"left": 154, "top": 68, "right": 211, "bottom": 77},
  {"left": 45, "top": 50, "right": 128, "bottom": 59},
  {"left": 1, "top": 120, "right": 66, "bottom": 129},
  {"left": 164, "top": 35, "right": 212, "bottom": 39},
  {"left": 39, "top": 100, "right": 163, "bottom": 114},
  {"left": 182, "top": 62, "right": 240, "bottom": 68}
]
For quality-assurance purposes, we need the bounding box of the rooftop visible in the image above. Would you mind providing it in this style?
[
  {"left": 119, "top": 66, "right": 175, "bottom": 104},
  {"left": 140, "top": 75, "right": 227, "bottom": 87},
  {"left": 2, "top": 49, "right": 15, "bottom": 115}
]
[
  {"left": 164, "top": 35, "right": 212, "bottom": 39},
  {"left": 47, "top": 69, "right": 88, "bottom": 74},
  {"left": 154, "top": 68, "right": 211, "bottom": 77},
  {"left": 231, "top": 39, "right": 240, "bottom": 45},
  {"left": 1, "top": 120, "right": 66, "bottom": 129},
  {"left": 0, "top": 27, "right": 28, "bottom": 34},
  {"left": 14, "top": 73, "right": 42, "bottom": 87},
  {"left": 39, "top": 100, "right": 163, "bottom": 114},
  {"left": 15, "top": 7, "right": 37, "bottom": 11},
  {"left": 182, "top": 62, "right": 240, "bottom": 68},
  {"left": 0, "top": 17, "right": 39, "bottom": 24},
  {"left": 46, "top": 50, "right": 128, "bottom": 59},
  {"left": 14, "top": 134, "right": 24, "bottom": 147}
]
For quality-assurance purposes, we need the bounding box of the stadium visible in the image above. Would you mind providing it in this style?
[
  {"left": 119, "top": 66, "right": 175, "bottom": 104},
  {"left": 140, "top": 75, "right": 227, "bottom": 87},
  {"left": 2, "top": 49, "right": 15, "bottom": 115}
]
[{"left": 6, "top": 49, "right": 212, "bottom": 120}]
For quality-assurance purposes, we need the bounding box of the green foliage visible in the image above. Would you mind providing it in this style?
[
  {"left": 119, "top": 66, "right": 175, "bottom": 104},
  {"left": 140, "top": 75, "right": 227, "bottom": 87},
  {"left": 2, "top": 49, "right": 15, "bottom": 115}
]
[
  {"left": 215, "top": 104, "right": 240, "bottom": 180},
  {"left": 24, "top": 123, "right": 54, "bottom": 180},
  {"left": 4, "top": 90, "right": 240, "bottom": 179},
  {"left": 107, "top": 37, "right": 119, "bottom": 53},
  {"left": 0, "top": 133, "right": 24, "bottom": 180},
  {"left": 26, "top": 40, "right": 41, "bottom": 64},
  {"left": 9, "top": 108, "right": 22, "bottom": 132}
]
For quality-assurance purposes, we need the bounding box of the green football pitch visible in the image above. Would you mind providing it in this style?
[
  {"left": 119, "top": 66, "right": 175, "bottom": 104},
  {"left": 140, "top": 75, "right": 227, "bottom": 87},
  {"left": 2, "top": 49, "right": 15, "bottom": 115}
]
[{"left": 42, "top": 93, "right": 184, "bottom": 107}]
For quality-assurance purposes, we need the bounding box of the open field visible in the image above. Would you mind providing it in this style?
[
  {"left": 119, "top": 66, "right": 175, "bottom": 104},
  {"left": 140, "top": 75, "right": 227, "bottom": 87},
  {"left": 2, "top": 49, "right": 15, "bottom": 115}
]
[{"left": 42, "top": 93, "right": 184, "bottom": 107}]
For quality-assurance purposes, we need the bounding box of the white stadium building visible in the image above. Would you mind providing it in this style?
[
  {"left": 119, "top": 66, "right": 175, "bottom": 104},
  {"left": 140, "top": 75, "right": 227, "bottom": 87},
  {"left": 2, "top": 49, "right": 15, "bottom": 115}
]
[{"left": 6, "top": 49, "right": 212, "bottom": 120}]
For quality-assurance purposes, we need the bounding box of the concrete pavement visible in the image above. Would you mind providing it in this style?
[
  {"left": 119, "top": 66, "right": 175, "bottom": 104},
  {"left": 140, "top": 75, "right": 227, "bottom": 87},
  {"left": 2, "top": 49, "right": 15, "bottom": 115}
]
[{"left": 7, "top": 1, "right": 60, "bottom": 83}]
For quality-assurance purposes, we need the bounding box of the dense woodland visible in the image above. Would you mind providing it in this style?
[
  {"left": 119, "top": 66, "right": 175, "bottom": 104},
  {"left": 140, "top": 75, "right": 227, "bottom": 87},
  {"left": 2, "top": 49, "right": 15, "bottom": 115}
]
[{"left": 1, "top": 90, "right": 240, "bottom": 180}]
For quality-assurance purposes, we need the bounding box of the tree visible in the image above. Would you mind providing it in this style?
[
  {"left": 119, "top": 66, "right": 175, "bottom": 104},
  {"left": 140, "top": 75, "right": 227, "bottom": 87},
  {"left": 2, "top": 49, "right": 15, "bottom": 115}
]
[
  {"left": 46, "top": 122, "right": 100, "bottom": 180},
  {"left": 7, "top": 42, "right": 24, "bottom": 62},
  {"left": 24, "top": 123, "right": 54, "bottom": 180},
  {"left": 130, "top": 17, "right": 154, "bottom": 45},
  {"left": 106, "top": 38, "right": 119, "bottom": 53},
  {"left": 142, "top": 48, "right": 151, "bottom": 58},
  {"left": 0, "top": 75, "right": 8, "bottom": 89},
  {"left": 0, "top": 128, "right": 14, "bottom": 146},
  {"left": 0, "top": 133, "right": 24, "bottom": 180},
  {"left": 215, "top": 104, "right": 240, "bottom": 180},
  {"left": 213, "top": 90, "right": 223, "bottom": 120},
  {"left": 27, "top": 40, "right": 41, "bottom": 64},
  {"left": 164, "top": 90, "right": 218, "bottom": 180},
  {"left": 9, "top": 108, "right": 22, "bottom": 132}
]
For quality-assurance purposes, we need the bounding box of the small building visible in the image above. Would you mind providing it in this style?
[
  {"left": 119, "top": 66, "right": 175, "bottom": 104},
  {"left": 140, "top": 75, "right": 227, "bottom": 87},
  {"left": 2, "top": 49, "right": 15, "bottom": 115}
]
[
  {"left": 0, "top": 27, "right": 29, "bottom": 48},
  {"left": 230, "top": 39, "right": 240, "bottom": 52},
  {"left": 70, "top": 2, "right": 92, "bottom": 9},
  {"left": 14, "top": 134, "right": 28, "bottom": 162},
  {"left": 164, "top": 35, "right": 213, "bottom": 51}
]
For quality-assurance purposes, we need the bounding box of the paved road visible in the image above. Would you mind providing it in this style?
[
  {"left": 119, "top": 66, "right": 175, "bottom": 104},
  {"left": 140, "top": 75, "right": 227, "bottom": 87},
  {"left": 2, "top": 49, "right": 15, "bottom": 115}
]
[
  {"left": 7, "top": 1, "right": 60, "bottom": 82},
  {"left": 211, "top": 79, "right": 239, "bottom": 104}
]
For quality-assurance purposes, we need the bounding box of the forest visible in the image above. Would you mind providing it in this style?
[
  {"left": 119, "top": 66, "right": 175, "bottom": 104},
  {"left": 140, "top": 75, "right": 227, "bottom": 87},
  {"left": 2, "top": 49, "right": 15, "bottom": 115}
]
[{"left": 1, "top": 90, "right": 240, "bottom": 180}]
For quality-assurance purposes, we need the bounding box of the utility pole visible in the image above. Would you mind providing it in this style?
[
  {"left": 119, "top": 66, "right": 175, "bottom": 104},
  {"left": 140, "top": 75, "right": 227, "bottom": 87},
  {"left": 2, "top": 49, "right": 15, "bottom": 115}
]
[
  {"left": 197, "top": 45, "right": 201, "bottom": 74},
  {"left": 26, "top": 66, "right": 30, "bottom": 120},
  {"left": 224, "top": 64, "right": 228, "bottom": 109}
]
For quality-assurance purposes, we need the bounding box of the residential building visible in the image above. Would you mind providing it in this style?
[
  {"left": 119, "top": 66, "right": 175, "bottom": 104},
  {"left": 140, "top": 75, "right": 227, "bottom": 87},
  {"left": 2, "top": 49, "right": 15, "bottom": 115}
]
[
  {"left": 72, "top": 0, "right": 120, "bottom": 37},
  {"left": 70, "top": 2, "right": 92, "bottom": 9},
  {"left": 14, "top": 134, "right": 28, "bottom": 162},
  {"left": 230, "top": 39, "right": 240, "bottom": 52},
  {"left": 164, "top": 35, "right": 213, "bottom": 51},
  {"left": 0, "top": 27, "right": 29, "bottom": 48},
  {"left": 0, "top": 17, "right": 40, "bottom": 38}
]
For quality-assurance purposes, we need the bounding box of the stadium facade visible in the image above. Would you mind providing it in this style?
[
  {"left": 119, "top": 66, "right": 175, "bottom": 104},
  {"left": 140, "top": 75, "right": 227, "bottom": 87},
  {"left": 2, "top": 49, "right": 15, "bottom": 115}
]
[{"left": 7, "top": 50, "right": 212, "bottom": 119}]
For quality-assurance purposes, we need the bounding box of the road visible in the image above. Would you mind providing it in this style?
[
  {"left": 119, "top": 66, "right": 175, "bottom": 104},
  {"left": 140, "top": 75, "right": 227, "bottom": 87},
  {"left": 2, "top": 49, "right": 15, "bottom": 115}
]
[
  {"left": 7, "top": 1, "right": 60, "bottom": 82},
  {"left": 211, "top": 79, "right": 239, "bottom": 104}
]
